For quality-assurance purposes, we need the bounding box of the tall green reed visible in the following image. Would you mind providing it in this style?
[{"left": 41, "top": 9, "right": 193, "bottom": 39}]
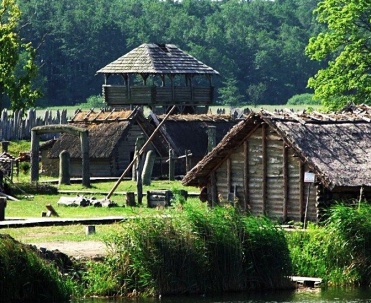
[
  {"left": 287, "top": 202, "right": 371, "bottom": 286},
  {"left": 83, "top": 201, "right": 292, "bottom": 297}
]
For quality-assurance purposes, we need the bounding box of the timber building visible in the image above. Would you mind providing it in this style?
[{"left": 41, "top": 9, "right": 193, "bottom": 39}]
[
  {"left": 97, "top": 43, "right": 219, "bottom": 114},
  {"left": 182, "top": 104, "right": 371, "bottom": 223},
  {"left": 41, "top": 108, "right": 168, "bottom": 178}
]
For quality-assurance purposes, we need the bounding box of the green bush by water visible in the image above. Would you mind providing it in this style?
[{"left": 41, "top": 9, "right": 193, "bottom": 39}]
[
  {"left": 82, "top": 202, "right": 292, "bottom": 297},
  {"left": 287, "top": 202, "right": 371, "bottom": 286}
]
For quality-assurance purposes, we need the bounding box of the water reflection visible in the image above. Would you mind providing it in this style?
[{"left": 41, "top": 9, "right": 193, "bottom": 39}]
[{"left": 79, "top": 288, "right": 371, "bottom": 303}]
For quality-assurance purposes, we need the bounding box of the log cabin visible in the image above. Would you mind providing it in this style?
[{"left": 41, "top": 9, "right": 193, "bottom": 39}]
[{"left": 182, "top": 104, "right": 371, "bottom": 223}]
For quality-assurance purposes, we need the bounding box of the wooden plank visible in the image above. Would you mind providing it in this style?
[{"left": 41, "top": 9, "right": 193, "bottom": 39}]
[
  {"left": 283, "top": 143, "right": 288, "bottom": 221},
  {"left": 299, "top": 161, "right": 305, "bottom": 221},
  {"left": 210, "top": 172, "right": 217, "bottom": 206},
  {"left": 226, "top": 157, "right": 231, "bottom": 195},
  {"left": 262, "top": 124, "right": 267, "bottom": 214}
]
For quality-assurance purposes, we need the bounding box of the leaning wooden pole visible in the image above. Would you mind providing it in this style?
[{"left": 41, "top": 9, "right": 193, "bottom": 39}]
[{"left": 106, "top": 105, "right": 176, "bottom": 199}]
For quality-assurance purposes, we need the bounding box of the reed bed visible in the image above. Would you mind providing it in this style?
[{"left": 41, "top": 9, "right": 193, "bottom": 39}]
[
  {"left": 82, "top": 202, "right": 292, "bottom": 297},
  {"left": 287, "top": 202, "right": 371, "bottom": 286}
]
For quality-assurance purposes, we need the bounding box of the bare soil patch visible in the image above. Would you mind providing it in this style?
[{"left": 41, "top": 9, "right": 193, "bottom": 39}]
[{"left": 28, "top": 240, "right": 107, "bottom": 259}]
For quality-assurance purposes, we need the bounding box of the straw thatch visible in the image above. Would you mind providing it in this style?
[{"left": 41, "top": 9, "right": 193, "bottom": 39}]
[
  {"left": 183, "top": 105, "right": 371, "bottom": 190},
  {"left": 47, "top": 108, "right": 168, "bottom": 159},
  {"left": 96, "top": 43, "right": 219, "bottom": 75}
]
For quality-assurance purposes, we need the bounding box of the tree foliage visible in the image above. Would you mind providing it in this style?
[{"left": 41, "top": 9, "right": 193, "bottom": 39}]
[
  {"left": 306, "top": 0, "right": 371, "bottom": 110},
  {"left": 17, "top": 0, "right": 321, "bottom": 107},
  {"left": 0, "top": 0, "right": 40, "bottom": 111}
]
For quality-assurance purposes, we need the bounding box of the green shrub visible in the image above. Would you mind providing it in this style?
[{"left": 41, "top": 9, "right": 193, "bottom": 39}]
[
  {"left": 287, "top": 93, "right": 320, "bottom": 106},
  {"left": 19, "top": 161, "right": 30, "bottom": 174},
  {"left": 0, "top": 234, "right": 72, "bottom": 302},
  {"left": 85, "top": 95, "right": 105, "bottom": 108}
]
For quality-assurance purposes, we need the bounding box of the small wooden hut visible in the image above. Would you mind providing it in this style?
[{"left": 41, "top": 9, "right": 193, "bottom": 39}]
[
  {"left": 41, "top": 108, "right": 168, "bottom": 178},
  {"left": 97, "top": 43, "right": 219, "bottom": 114},
  {"left": 182, "top": 105, "right": 371, "bottom": 223}
]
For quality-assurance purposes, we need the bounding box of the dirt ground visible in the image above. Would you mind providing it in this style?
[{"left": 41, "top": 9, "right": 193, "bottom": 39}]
[{"left": 28, "top": 240, "right": 107, "bottom": 259}]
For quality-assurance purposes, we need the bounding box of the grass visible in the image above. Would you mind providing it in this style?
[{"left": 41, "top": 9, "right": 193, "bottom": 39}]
[
  {"left": 2, "top": 179, "right": 201, "bottom": 245},
  {"left": 3, "top": 224, "right": 119, "bottom": 243},
  {"left": 5, "top": 179, "right": 199, "bottom": 217}
]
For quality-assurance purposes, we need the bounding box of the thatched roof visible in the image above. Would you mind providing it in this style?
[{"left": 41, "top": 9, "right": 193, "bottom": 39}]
[
  {"left": 154, "top": 114, "right": 239, "bottom": 158},
  {"left": 96, "top": 43, "right": 219, "bottom": 75},
  {"left": 182, "top": 105, "right": 371, "bottom": 189},
  {"left": 69, "top": 109, "right": 134, "bottom": 123},
  {"left": 48, "top": 108, "right": 168, "bottom": 159}
]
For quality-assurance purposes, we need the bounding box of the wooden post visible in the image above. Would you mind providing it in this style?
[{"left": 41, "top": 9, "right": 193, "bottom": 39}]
[
  {"left": 283, "top": 143, "right": 289, "bottom": 222},
  {"left": 185, "top": 149, "right": 191, "bottom": 172},
  {"left": 243, "top": 140, "right": 249, "bottom": 211},
  {"left": 210, "top": 172, "right": 217, "bottom": 207},
  {"left": 132, "top": 135, "right": 145, "bottom": 181},
  {"left": 299, "top": 161, "right": 305, "bottom": 222},
  {"left": 30, "top": 129, "right": 40, "bottom": 182},
  {"left": 226, "top": 157, "right": 231, "bottom": 200},
  {"left": 1, "top": 141, "right": 9, "bottom": 153},
  {"left": 80, "top": 131, "right": 90, "bottom": 188},
  {"left": 106, "top": 105, "right": 176, "bottom": 199},
  {"left": 126, "top": 192, "right": 136, "bottom": 207},
  {"left": 0, "top": 197, "right": 6, "bottom": 221},
  {"left": 59, "top": 150, "right": 70, "bottom": 185},
  {"left": 142, "top": 150, "right": 156, "bottom": 186},
  {"left": 262, "top": 124, "right": 267, "bottom": 215},
  {"left": 207, "top": 125, "right": 216, "bottom": 153},
  {"left": 137, "top": 153, "right": 144, "bottom": 205},
  {"left": 168, "top": 149, "right": 175, "bottom": 181}
]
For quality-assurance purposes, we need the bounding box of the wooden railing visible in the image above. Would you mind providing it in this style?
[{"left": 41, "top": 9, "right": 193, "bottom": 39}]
[{"left": 102, "top": 85, "right": 214, "bottom": 106}]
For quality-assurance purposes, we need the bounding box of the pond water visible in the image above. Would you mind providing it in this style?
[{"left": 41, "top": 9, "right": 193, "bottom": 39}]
[{"left": 78, "top": 288, "right": 371, "bottom": 303}]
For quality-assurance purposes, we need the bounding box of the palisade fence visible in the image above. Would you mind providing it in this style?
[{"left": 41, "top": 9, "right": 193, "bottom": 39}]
[{"left": 0, "top": 108, "right": 68, "bottom": 141}]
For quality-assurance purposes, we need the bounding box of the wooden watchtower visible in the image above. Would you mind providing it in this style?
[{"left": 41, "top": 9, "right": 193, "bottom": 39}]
[{"left": 96, "top": 43, "right": 219, "bottom": 114}]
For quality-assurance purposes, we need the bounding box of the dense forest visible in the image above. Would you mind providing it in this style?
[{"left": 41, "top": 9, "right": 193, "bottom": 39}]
[{"left": 16, "top": 0, "right": 324, "bottom": 108}]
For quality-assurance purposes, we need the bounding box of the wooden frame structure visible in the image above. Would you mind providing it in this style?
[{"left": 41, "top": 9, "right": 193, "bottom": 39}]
[
  {"left": 183, "top": 105, "right": 371, "bottom": 222},
  {"left": 97, "top": 43, "right": 219, "bottom": 114}
]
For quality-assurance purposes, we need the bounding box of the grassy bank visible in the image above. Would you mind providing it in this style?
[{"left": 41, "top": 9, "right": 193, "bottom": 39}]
[
  {"left": 0, "top": 234, "right": 72, "bottom": 302},
  {"left": 4, "top": 176, "right": 371, "bottom": 298}
]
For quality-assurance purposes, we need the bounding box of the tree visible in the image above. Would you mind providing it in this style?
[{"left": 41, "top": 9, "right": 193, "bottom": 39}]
[
  {"left": 306, "top": 0, "right": 371, "bottom": 110},
  {"left": 0, "top": 0, "right": 40, "bottom": 111},
  {"left": 217, "top": 77, "right": 244, "bottom": 107}
]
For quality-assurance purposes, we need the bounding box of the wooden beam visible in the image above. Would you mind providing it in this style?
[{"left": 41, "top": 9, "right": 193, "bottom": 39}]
[
  {"left": 106, "top": 105, "right": 176, "bottom": 199},
  {"left": 226, "top": 157, "right": 231, "bottom": 196},
  {"left": 299, "top": 161, "right": 305, "bottom": 222},
  {"left": 262, "top": 124, "right": 267, "bottom": 215},
  {"left": 283, "top": 143, "right": 288, "bottom": 222},
  {"left": 243, "top": 140, "right": 249, "bottom": 212},
  {"left": 210, "top": 172, "right": 217, "bottom": 207}
]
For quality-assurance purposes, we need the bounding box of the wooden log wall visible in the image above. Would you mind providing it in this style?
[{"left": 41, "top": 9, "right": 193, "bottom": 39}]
[
  {"left": 214, "top": 125, "right": 318, "bottom": 222},
  {"left": 0, "top": 109, "right": 68, "bottom": 141}
]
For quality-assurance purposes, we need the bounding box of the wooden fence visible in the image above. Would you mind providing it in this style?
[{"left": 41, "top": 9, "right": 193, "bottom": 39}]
[{"left": 0, "top": 109, "right": 68, "bottom": 141}]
